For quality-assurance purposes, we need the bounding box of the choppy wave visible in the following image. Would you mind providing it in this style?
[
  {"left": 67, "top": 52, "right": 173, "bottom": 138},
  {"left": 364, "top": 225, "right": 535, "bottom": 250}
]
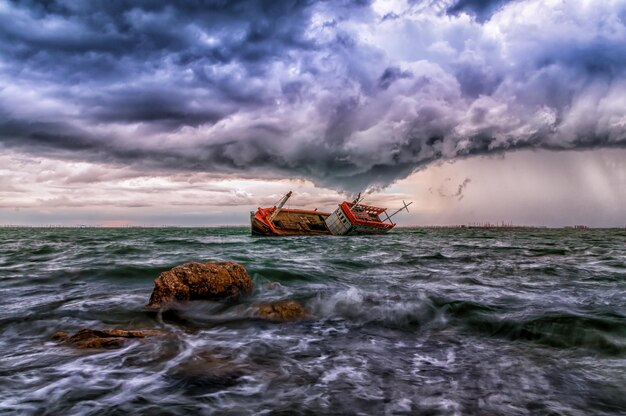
[{"left": 0, "top": 227, "right": 625, "bottom": 415}]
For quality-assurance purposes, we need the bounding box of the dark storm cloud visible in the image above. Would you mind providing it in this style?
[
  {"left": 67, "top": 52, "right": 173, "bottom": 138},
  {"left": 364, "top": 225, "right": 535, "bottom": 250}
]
[
  {"left": 0, "top": 119, "right": 96, "bottom": 152},
  {"left": 0, "top": 0, "right": 625, "bottom": 191},
  {"left": 446, "top": 0, "right": 514, "bottom": 20},
  {"left": 0, "top": 0, "right": 315, "bottom": 121},
  {"left": 378, "top": 67, "right": 413, "bottom": 90}
]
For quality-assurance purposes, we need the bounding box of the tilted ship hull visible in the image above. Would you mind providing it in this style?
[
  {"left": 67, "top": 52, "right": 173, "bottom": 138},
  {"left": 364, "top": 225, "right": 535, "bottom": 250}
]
[{"left": 251, "top": 208, "right": 331, "bottom": 236}]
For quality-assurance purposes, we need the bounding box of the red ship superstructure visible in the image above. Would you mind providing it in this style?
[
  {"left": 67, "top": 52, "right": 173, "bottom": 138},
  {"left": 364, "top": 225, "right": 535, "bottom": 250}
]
[{"left": 324, "top": 194, "right": 412, "bottom": 235}]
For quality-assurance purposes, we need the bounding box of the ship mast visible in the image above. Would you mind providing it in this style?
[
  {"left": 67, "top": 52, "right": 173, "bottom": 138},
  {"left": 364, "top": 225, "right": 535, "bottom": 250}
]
[
  {"left": 270, "top": 191, "right": 292, "bottom": 222},
  {"left": 387, "top": 200, "right": 413, "bottom": 220},
  {"left": 350, "top": 192, "right": 365, "bottom": 212}
]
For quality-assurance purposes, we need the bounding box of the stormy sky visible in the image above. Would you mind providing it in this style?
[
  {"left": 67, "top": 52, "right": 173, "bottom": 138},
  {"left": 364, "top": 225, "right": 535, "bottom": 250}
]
[{"left": 1, "top": 0, "right": 625, "bottom": 226}]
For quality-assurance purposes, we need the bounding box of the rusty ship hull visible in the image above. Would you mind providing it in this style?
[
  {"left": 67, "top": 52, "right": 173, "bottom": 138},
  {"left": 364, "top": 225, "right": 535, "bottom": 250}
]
[{"left": 251, "top": 208, "right": 331, "bottom": 236}]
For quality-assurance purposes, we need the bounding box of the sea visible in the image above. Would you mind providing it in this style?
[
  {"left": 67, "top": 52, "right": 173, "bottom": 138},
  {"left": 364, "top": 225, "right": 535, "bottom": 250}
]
[{"left": 0, "top": 227, "right": 625, "bottom": 415}]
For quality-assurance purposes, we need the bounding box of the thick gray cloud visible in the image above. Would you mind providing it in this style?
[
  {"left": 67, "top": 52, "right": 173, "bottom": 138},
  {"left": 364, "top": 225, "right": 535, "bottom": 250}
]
[
  {"left": 446, "top": 0, "right": 514, "bottom": 21},
  {"left": 0, "top": 0, "right": 625, "bottom": 191}
]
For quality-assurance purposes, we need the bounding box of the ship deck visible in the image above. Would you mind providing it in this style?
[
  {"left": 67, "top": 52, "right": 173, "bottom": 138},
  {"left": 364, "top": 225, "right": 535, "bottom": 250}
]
[{"left": 271, "top": 210, "right": 330, "bottom": 234}]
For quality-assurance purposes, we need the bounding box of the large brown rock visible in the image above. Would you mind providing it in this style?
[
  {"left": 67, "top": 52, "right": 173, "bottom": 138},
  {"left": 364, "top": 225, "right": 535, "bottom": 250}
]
[
  {"left": 146, "top": 261, "right": 253, "bottom": 310},
  {"left": 256, "top": 300, "right": 310, "bottom": 321},
  {"left": 52, "top": 328, "right": 163, "bottom": 349}
]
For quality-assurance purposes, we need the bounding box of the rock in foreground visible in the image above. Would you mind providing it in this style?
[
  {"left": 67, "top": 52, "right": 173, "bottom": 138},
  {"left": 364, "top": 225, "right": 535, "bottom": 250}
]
[
  {"left": 146, "top": 261, "right": 253, "bottom": 310},
  {"left": 52, "top": 328, "right": 163, "bottom": 349},
  {"left": 256, "top": 300, "right": 310, "bottom": 321}
]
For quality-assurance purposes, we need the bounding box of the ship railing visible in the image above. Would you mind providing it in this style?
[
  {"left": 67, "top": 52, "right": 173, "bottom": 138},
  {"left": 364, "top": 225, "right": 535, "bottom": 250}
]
[{"left": 341, "top": 202, "right": 395, "bottom": 229}]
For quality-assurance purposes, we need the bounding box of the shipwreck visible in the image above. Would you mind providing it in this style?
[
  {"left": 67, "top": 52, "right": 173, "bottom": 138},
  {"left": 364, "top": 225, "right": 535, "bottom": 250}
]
[{"left": 250, "top": 191, "right": 411, "bottom": 236}]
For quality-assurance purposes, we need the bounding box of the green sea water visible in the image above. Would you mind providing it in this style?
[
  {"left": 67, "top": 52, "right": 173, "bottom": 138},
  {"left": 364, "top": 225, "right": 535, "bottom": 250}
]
[{"left": 0, "top": 227, "right": 625, "bottom": 415}]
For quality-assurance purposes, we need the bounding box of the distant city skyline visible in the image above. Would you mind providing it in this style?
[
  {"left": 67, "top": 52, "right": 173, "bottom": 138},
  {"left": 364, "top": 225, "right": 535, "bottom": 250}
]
[{"left": 0, "top": 0, "right": 625, "bottom": 226}]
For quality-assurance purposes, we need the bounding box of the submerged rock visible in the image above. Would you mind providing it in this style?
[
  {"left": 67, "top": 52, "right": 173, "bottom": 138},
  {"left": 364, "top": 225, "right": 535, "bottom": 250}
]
[
  {"left": 167, "top": 351, "right": 249, "bottom": 394},
  {"left": 172, "top": 350, "right": 248, "bottom": 378},
  {"left": 256, "top": 300, "right": 310, "bottom": 321},
  {"left": 146, "top": 261, "right": 253, "bottom": 310},
  {"left": 52, "top": 328, "right": 163, "bottom": 349},
  {"left": 51, "top": 331, "right": 69, "bottom": 341}
]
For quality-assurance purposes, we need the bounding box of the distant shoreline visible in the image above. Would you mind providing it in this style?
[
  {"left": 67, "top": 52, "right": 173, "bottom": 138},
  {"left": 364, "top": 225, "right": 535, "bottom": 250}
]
[{"left": 1, "top": 225, "right": 624, "bottom": 230}]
